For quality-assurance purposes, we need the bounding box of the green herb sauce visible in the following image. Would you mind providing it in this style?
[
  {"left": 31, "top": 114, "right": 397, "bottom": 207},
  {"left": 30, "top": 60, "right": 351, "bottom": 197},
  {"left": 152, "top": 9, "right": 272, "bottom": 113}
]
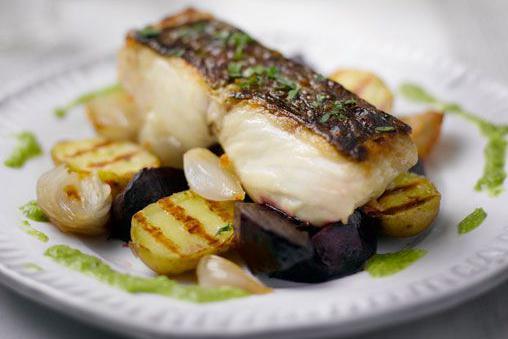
[
  {"left": 4, "top": 131, "right": 42, "bottom": 168},
  {"left": 19, "top": 200, "right": 48, "bottom": 222},
  {"left": 20, "top": 220, "right": 48, "bottom": 243},
  {"left": 23, "top": 262, "right": 43, "bottom": 272},
  {"left": 44, "top": 245, "right": 249, "bottom": 303},
  {"left": 399, "top": 83, "right": 508, "bottom": 196},
  {"left": 54, "top": 83, "right": 122, "bottom": 119},
  {"left": 458, "top": 208, "right": 487, "bottom": 234},
  {"left": 365, "top": 248, "right": 427, "bottom": 277}
]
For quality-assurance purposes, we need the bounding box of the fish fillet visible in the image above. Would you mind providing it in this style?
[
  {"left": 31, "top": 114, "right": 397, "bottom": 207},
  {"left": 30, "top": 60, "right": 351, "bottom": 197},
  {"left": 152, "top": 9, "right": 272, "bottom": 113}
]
[{"left": 118, "top": 8, "right": 417, "bottom": 225}]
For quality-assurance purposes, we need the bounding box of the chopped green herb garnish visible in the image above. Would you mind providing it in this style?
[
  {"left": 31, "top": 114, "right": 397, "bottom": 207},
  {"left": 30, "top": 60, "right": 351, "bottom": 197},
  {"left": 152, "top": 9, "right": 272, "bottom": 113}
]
[
  {"left": 375, "top": 126, "right": 396, "bottom": 132},
  {"left": 365, "top": 248, "right": 427, "bottom": 277},
  {"left": 458, "top": 208, "right": 487, "bottom": 234},
  {"left": 54, "top": 83, "right": 122, "bottom": 119},
  {"left": 227, "top": 62, "right": 243, "bottom": 78},
  {"left": 315, "top": 74, "right": 326, "bottom": 82},
  {"left": 213, "top": 30, "right": 230, "bottom": 42},
  {"left": 4, "top": 131, "right": 42, "bottom": 168},
  {"left": 287, "top": 86, "right": 300, "bottom": 100},
  {"left": 137, "top": 26, "right": 161, "bottom": 39},
  {"left": 228, "top": 32, "right": 252, "bottom": 60},
  {"left": 319, "top": 99, "right": 356, "bottom": 123},
  {"left": 242, "top": 65, "right": 266, "bottom": 77},
  {"left": 19, "top": 200, "right": 48, "bottom": 222},
  {"left": 313, "top": 94, "right": 327, "bottom": 107},
  {"left": 20, "top": 220, "right": 48, "bottom": 243},
  {"left": 265, "top": 66, "right": 279, "bottom": 79},
  {"left": 399, "top": 82, "right": 508, "bottom": 196},
  {"left": 216, "top": 224, "right": 233, "bottom": 236}
]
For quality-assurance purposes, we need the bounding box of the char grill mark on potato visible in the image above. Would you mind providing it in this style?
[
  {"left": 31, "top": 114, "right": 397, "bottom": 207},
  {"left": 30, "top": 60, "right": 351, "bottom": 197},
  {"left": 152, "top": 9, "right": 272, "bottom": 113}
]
[
  {"left": 132, "top": 212, "right": 183, "bottom": 255},
  {"left": 157, "top": 197, "right": 218, "bottom": 244},
  {"left": 132, "top": 8, "right": 411, "bottom": 161}
]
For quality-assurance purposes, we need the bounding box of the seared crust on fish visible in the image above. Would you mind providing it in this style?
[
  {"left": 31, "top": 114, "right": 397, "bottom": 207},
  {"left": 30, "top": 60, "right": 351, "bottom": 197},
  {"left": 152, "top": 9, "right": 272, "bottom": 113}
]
[{"left": 129, "top": 8, "right": 411, "bottom": 161}]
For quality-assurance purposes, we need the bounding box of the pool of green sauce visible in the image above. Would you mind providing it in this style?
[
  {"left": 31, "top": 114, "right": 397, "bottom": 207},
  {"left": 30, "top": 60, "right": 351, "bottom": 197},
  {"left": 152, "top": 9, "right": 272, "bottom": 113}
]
[
  {"left": 19, "top": 200, "right": 48, "bottom": 222},
  {"left": 365, "top": 248, "right": 427, "bottom": 278},
  {"left": 4, "top": 131, "right": 42, "bottom": 168},
  {"left": 44, "top": 245, "right": 249, "bottom": 303},
  {"left": 21, "top": 220, "right": 48, "bottom": 243},
  {"left": 399, "top": 83, "right": 508, "bottom": 196},
  {"left": 458, "top": 208, "right": 487, "bottom": 234}
]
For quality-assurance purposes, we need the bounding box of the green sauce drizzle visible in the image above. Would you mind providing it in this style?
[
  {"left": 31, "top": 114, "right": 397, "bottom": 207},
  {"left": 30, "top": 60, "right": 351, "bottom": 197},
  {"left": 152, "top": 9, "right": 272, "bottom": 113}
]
[
  {"left": 44, "top": 245, "right": 249, "bottom": 303},
  {"left": 54, "top": 83, "right": 122, "bottom": 119},
  {"left": 20, "top": 220, "right": 48, "bottom": 243},
  {"left": 23, "top": 262, "right": 43, "bottom": 272},
  {"left": 4, "top": 131, "right": 42, "bottom": 168},
  {"left": 399, "top": 83, "right": 508, "bottom": 196},
  {"left": 458, "top": 208, "right": 487, "bottom": 234},
  {"left": 19, "top": 200, "right": 48, "bottom": 222},
  {"left": 365, "top": 248, "right": 427, "bottom": 278}
]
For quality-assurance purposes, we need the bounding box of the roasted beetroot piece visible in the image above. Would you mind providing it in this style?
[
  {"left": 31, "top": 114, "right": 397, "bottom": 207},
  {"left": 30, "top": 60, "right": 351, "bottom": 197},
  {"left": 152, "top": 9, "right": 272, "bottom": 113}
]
[
  {"left": 235, "top": 203, "right": 378, "bottom": 283},
  {"left": 234, "top": 203, "right": 314, "bottom": 274},
  {"left": 111, "top": 167, "right": 188, "bottom": 241}
]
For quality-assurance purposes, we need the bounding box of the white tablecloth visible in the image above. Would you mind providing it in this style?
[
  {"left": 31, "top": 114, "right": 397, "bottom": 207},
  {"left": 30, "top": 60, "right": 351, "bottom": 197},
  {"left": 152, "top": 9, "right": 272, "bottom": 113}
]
[{"left": 1, "top": 1, "right": 507, "bottom": 338}]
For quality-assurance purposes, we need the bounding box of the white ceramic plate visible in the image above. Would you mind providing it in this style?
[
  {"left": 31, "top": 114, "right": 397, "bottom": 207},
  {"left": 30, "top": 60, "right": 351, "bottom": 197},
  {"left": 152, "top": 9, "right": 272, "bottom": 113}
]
[{"left": 0, "top": 36, "right": 508, "bottom": 339}]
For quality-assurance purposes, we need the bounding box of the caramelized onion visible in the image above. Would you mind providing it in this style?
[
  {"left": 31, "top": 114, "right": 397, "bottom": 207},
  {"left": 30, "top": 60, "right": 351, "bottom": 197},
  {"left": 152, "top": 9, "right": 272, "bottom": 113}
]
[
  {"left": 197, "top": 255, "right": 271, "bottom": 294},
  {"left": 183, "top": 148, "right": 245, "bottom": 201},
  {"left": 36, "top": 165, "right": 112, "bottom": 235}
]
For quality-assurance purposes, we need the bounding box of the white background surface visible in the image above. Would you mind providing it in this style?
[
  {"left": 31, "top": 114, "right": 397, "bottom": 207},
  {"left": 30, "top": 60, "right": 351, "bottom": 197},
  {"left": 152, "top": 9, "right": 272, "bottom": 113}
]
[{"left": 0, "top": 1, "right": 507, "bottom": 338}]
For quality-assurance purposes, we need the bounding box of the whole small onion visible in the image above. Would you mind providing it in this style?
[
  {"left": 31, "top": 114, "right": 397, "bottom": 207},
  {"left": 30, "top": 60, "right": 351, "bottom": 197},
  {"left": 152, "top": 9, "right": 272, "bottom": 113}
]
[
  {"left": 36, "top": 165, "right": 112, "bottom": 235},
  {"left": 197, "top": 255, "right": 272, "bottom": 294},
  {"left": 183, "top": 148, "right": 245, "bottom": 201}
]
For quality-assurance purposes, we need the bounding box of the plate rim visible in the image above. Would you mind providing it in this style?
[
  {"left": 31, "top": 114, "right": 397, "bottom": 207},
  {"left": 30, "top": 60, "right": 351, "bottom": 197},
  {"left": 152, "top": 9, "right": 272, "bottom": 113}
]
[{"left": 0, "top": 45, "right": 507, "bottom": 338}]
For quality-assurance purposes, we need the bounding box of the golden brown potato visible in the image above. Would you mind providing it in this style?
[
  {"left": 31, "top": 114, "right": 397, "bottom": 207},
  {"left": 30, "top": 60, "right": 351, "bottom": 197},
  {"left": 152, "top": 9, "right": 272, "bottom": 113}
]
[
  {"left": 85, "top": 87, "right": 142, "bottom": 142},
  {"left": 329, "top": 69, "right": 394, "bottom": 112},
  {"left": 401, "top": 111, "right": 444, "bottom": 159},
  {"left": 51, "top": 138, "right": 160, "bottom": 193},
  {"left": 130, "top": 190, "right": 235, "bottom": 275},
  {"left": 364, "top": 173, "right": 441, "bottom": 237}
]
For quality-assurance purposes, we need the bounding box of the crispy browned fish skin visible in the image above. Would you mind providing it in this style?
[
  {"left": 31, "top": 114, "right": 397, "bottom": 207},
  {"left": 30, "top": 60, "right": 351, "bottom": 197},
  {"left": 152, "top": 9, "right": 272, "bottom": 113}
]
[{"left": 130, "top": 8, "right": 411, "bottom": 161}]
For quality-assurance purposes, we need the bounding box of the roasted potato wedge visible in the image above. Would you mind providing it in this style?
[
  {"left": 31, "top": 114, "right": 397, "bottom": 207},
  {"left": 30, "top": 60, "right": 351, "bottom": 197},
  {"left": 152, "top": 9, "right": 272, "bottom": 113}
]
[
  {"left": 401, "top": 111, "right": 444, "bottom": 159},
  {"left": 51, "top": 138, "right": 160, "bottom": 192},
  {"left": 364, "top": 173, "right": 440, "bottom": 237},
  {"left": 85, "top": 87, "right": 142, "bottom": 142},
  {"left": 329, "top": 69, "right": 394, "bottom": 112},
  {"left": 130, "top": 190, "right": 235, "bottom": 275}
]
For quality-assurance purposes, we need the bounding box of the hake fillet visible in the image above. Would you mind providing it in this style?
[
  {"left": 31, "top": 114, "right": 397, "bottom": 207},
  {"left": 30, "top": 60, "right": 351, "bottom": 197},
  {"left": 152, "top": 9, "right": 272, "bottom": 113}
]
[{"left": 118, "top": 8, "right": 418, "bottom": 225}]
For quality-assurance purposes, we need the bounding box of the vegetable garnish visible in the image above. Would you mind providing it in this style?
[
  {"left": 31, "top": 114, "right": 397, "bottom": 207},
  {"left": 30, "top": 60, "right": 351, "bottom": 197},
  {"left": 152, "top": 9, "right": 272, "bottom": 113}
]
[
  {"left": 319, "top": 99, "right": 356, "bottom": 123},
  {"left": 458, "top": 208, "right": 487, "bottom": 234},
  {"left": 227, "top": 32, "right": 252, "bottom": 60},
  {"left": 137, "top": 26, "right": 161, "bottom": 39},
  {"left": 20, "top": 220, "right": 48, "bottom": 243},
  {"left": 19, "top": 200, "right": 48, "bottom": 222},
  {"left": 23, "top": 263, "right": 43, "bottom": 272},
  {"left": 399, "top": 83, "right": 508, "bottom": 196},
  {"left": 54, "top": 83, "right": 122, "bottom": 119},
  {"left": 45, "top": 245, "right": 248, "bottom": 303},
  {"left": 365, "top": 248, "right": 427, "bottom": 278},
  {"left": 216, "top": 224, "right": 233, "bottom": 236},
  {"left": 375, "top": 126, "right": 396, "bottom": 132},
  {"left": 4, "top": 131, "right": 42, "bottom": 168}
]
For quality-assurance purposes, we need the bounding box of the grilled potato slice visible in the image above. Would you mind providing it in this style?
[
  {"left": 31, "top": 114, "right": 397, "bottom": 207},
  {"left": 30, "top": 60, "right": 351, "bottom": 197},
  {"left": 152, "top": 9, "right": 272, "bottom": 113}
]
[
  {"left": 85, "top": 87, "right": 142, "bottom": 142},
  {"left": 364, "top": 173, "right": 440, "bottom": 237},
  {"left": 401, "top": 111, "right": 444, "bottom": 159},
  {"left": 130, "top": 190, "right": 235, "bottom": 275},
  {"left": 51, "top": 138, "right": 160, "bottom": 192},
  {"left": 329, "top": 69, "right": 394, "bottom": 112}
]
